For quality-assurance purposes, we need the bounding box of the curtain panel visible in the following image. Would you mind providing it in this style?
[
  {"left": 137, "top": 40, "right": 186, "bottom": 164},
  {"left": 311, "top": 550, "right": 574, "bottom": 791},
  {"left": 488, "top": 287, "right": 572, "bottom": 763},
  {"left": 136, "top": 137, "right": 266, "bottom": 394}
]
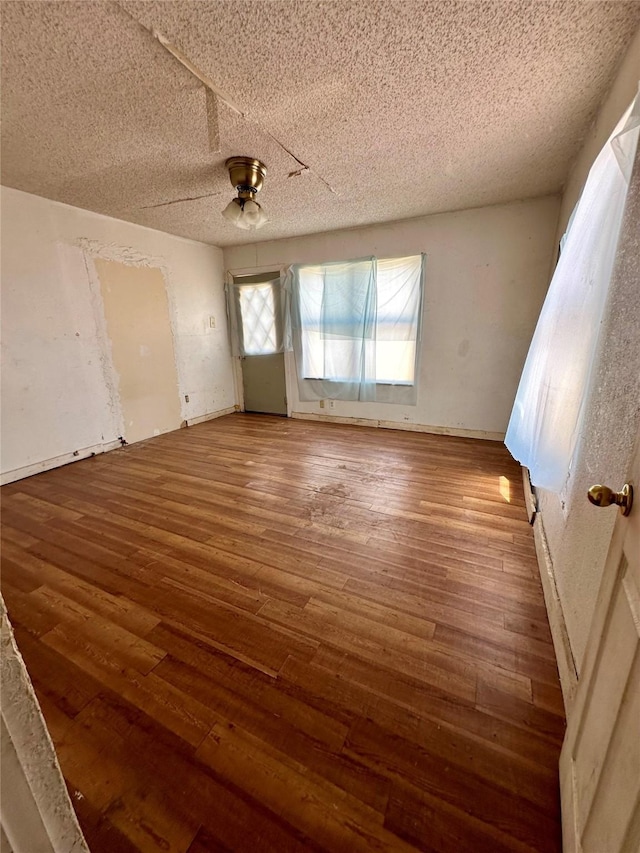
[
  {"left": 286, "top": 254, "right": 425, "bottom": 404},
  {"left": 226, "top": 271, "right": 289, "bottom": 358},
  {"left": 505, "top": 91, "right": 640, "bottom": 491}
]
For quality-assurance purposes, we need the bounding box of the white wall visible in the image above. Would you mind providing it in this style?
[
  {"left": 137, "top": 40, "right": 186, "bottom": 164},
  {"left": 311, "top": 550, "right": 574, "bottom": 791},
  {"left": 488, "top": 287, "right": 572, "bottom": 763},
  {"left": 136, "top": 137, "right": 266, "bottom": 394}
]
[
  {"left": 556, "top": 26, "right": 640, "bottom": 240},
  {"left": 224, "top": 195, "right": 560, "bottom": 438},
  {"left": 534, "top": 30, "right": 640, "bottom": 691},
  {"left": 1, "top": 187, "right": 236, "bottom": 483}
]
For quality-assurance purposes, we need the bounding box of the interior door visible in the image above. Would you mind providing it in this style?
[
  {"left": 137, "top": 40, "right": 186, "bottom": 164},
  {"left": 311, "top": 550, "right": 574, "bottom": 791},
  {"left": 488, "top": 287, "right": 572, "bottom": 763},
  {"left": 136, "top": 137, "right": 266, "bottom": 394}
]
[
  {"left": 560, "top": 426, "right": 640, "bottom": 852},
  {"left": 232, "top": 274, "right": 287, "bottom": 416}
]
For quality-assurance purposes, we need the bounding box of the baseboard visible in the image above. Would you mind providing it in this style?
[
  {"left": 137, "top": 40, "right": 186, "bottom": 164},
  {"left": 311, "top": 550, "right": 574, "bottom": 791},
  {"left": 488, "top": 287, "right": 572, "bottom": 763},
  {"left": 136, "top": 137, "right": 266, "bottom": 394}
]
[
  {"left": 290, "top": 411, "right": 505, "bottom": 441},
  {"left": 0, "top": 439, "right": 124, "bottom": 485},
  {"left": 521, "top": 466, "right": 537, "bottom": 523},
  {"left": 532, "top": 511, "right": 578, "bottom": 713},
  {"left": 185, "top": 406, "right": 237, "bottom": 427},
  {"left": 1, "top": 408, "right": 239, "bottom": 486}
]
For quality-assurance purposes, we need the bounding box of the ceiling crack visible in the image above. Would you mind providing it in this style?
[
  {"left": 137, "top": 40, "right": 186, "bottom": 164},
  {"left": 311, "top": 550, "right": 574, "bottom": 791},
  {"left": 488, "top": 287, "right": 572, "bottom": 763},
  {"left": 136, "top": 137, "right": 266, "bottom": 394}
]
[
  {"left": 114, "top": 0, "right": 338, "bottom": 195},
  {"left": 139, "top": 191, "right": 221, "bottom": 210}
]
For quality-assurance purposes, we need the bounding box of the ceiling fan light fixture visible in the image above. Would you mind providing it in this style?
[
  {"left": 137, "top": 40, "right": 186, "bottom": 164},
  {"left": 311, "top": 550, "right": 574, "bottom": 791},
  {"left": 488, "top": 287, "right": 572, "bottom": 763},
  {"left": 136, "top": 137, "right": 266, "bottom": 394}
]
[
  {"left": 222, "top": 156, "right": 268, "bottom": 230},
  {"left": 222, "top": 197, "right": 243, "bottom": 223},
  {"left": 244, "top": 201, "right": 267, "bottom": 228}
]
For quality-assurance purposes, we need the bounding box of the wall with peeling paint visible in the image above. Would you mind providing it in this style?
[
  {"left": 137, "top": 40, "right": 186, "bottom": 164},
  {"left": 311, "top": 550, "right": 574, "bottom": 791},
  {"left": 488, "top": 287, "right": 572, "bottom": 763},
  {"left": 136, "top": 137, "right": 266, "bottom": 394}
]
[{"left": 1, "top": 187, "right": 236, "bottom": 483}]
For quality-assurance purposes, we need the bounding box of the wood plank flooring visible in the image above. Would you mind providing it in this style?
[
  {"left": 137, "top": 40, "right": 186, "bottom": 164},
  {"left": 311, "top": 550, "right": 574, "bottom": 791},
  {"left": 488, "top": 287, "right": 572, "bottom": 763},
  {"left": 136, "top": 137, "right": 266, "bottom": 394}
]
[{"left": 1, "top": 414, "right": 565, "bottom": 852}]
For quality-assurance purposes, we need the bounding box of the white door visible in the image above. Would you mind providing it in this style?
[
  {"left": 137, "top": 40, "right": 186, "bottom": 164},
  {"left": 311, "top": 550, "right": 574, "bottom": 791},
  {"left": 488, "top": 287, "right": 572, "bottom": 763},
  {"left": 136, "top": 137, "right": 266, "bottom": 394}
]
[{"left": 560, "top": 426, "right": 640, "bottom": 852}]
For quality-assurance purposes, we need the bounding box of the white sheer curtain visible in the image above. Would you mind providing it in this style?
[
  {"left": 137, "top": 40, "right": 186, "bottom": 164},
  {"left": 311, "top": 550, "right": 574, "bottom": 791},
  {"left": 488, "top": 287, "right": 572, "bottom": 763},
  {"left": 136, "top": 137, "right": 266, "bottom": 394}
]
[
  {"left": 226, "top": 272, "right": 287, "bottom": 358},
  {"left": 287, "top": 254, "right": 424, "bottom": 403},
  {"left": 296, "top": 257, "right": 378, "bottom": 400},
  {"left": 375, "top": 256, "right": 423, "bottom": 385},
  {"left": 505, "top": 91, "right": 640, "bottom": 491}
]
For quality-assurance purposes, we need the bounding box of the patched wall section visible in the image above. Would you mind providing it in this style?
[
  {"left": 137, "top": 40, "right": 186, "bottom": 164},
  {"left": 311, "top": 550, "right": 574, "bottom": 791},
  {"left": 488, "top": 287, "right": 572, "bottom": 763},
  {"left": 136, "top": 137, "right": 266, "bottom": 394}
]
[
  {"left": 0, "top": 189, "right": 236, "bottom": 483},
  {"left": 94, "top": 259, "right": 182, "bottom": 445}
]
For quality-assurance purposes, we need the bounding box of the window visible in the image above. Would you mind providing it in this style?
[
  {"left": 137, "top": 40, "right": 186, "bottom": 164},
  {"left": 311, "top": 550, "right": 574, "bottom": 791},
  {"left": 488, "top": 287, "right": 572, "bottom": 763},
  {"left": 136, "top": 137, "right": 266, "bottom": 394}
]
[
  {"left": 227, "top": 272, "right": 284, "bottom": 358},
  {"left": 296, "top": 254, "right": 423, "bottom": 386},
  {"left": 238, "top": 282, "right": 278, "bottom": 355}
]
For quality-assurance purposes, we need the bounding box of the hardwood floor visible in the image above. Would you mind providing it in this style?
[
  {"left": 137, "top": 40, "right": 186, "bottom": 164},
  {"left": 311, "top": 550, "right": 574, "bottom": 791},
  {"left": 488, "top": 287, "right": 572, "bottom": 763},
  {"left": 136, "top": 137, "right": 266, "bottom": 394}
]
[{"left": 1, "top": 414, "right": 565, "bottom": 852}]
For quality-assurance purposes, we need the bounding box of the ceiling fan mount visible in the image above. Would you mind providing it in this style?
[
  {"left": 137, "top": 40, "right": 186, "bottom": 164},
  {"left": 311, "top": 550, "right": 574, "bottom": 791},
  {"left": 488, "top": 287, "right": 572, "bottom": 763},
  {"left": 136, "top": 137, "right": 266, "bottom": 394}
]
[{"left": 225, "top": 157, "right": 267, "bottom": 198}]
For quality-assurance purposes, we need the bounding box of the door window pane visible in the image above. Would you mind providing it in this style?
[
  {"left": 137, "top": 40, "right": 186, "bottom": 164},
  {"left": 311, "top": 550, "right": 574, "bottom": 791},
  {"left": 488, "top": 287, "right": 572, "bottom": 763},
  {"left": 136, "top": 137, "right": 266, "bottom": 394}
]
[{"left": 239, "top": 283, "right": 278, "bottom": 355}]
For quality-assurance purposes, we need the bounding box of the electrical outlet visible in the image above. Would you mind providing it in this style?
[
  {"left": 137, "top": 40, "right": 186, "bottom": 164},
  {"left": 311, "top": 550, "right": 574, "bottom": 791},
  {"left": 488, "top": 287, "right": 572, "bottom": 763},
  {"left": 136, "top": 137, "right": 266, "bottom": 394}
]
[
  {"left": 209, "top": 315, "right": 216, "bottom": 329},
  {"left": 329, "top": 400, "right": 335, "bottom": 409},
  {"left": 185, "top": 394, "right": 190, "bottom": 403}
]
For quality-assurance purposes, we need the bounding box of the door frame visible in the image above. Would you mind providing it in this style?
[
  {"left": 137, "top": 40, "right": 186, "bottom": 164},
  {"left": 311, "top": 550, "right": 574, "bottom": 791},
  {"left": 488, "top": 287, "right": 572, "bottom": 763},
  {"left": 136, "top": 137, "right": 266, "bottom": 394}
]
[{"left": 226, "top": 265, "right": 292, "bottom": 417}]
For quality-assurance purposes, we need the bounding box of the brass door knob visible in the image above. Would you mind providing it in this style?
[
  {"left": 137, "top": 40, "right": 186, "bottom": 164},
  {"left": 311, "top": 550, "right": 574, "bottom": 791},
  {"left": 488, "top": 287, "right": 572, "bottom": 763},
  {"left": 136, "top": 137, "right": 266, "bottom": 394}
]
[{"left": 587, "top": 483, "right": 633, "bottom": 516}]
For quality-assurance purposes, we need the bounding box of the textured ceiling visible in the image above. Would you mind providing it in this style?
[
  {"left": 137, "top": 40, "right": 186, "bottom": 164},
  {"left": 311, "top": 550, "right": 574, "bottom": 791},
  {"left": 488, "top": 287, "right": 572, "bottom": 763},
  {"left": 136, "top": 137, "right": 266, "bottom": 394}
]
[{"left": 2, "top": 1, "right": 639, "bottom": 247}]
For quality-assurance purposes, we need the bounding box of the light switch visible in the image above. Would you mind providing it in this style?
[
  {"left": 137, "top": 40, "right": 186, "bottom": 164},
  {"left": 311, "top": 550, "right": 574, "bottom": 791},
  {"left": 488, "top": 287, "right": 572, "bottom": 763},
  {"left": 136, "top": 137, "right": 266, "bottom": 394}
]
[{"left": 209, "top": 316, "right": 216, "bottom": 328}]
